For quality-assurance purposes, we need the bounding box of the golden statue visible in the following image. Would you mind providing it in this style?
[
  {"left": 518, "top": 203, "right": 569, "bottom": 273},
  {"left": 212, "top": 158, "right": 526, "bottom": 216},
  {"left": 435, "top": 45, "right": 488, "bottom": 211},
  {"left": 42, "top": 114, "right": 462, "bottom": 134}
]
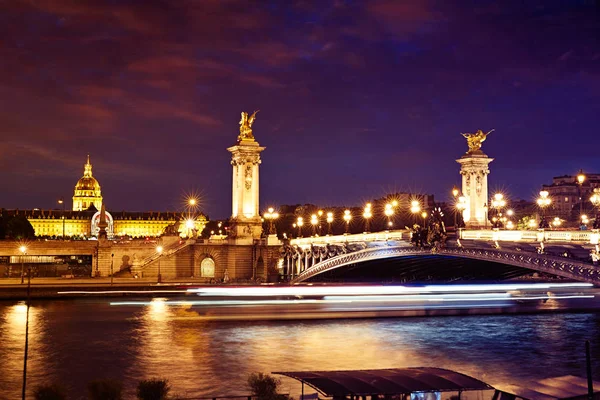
[
  {"left": 461, "top": 129, "right": 494, "bottom": 153},
  {"left": 238, "top": 110, "right": 259, "bottom": 141}
]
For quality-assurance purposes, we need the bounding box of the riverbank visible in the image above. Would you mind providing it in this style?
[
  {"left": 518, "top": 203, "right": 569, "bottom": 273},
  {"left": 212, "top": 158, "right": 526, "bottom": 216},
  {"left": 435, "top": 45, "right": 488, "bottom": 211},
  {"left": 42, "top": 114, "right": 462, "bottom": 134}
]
[{"left": 0, "top": 277, "right": 215, "bottom": 299}]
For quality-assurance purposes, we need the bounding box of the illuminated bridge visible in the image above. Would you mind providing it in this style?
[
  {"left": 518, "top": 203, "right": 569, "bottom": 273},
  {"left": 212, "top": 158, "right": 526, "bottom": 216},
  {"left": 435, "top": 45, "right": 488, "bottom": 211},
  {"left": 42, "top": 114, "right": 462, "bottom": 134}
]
[{"left": 282, "top": 230, "right": 600, "bottom": 285}]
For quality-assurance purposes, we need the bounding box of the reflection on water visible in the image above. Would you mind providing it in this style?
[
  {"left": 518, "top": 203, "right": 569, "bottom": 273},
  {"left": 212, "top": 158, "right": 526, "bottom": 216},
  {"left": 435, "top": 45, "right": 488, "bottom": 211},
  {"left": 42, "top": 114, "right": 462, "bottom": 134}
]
[{"left": 0, "top": 299, "right": 599, "bottom": 399}]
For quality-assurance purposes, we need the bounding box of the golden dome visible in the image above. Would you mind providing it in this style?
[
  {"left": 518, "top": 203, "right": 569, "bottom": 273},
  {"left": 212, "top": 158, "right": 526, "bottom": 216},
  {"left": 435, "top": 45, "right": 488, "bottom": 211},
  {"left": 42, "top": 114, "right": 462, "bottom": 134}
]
[
  {"left": 72, "top": 155, "right": 103, "bottom": 211},
  {"left": 74, "top": 155, "right": 101, "bottom": 190},
  {"left": 75, "top": 176, "right": 100, "bottom": 191}
]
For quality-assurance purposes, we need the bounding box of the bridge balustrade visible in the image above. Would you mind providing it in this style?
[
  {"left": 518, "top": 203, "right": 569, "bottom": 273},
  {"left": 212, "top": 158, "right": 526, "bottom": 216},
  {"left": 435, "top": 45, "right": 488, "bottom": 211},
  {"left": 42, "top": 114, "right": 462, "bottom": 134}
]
[{"left": 460, "top": 229, "right": 598, "bottom": 243}]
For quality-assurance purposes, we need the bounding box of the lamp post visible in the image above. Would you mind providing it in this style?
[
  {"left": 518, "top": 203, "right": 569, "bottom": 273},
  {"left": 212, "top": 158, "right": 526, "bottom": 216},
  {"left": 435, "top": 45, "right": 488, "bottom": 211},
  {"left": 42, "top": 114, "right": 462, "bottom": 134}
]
[
  {"left": 410, "top": 200, "right": 421, "bottom": 225},
  {"left": 456, "top": 196, "right": 467, "bottom": 235},
  {"left": 156, "top": 245, "right": 163, "bottom": 283},
  {"left": 421, "top": 211, "right": 428, "bottom": 226},
  {"left": 537, "top": 190, "right": 552, "bottom": 229},
  {"left": 363, "top": 203, "right": 372, "bottom": 233},
  {"left": 310, "top": 214, "right": 319, "bottom": 236},
  {"left": 317, "top": 210, "right": 324, "bottom": 236},
  {"left": 20, "top": 244, "right": 31, "bottom": 400},
  {"left": 110, "top": 253, "right": 114, "bottom": 286},
  {"left": 264, "top": 207, "right": 279, "bottom": 235},
  {"left": 590, "top": 189, "right": 600, "bottom": 229},
  {"left": 58, "top": 198, "right": 65, "bottom": 239},
  {"left": 326, "top": 212, "right": 333, "bottom": 235},
  {"left": 296, "top": 217, "right": 304, "bottom": 238},
  {"left": 19, "top": 245, "right": 27, "bottom": 284},
  {"left": 384, "top": 203, "right": 394, "bottom": 230},
  {"left": 577, "top": 170, "right": 586, "bottom": 220},
  {"left": 452, "top": 187, "right": 459, "bottom": 228},
  {"left": 491, "top": 193, "right": 506, "bottom": 229},
  {"left": 343, "top": 209, "right": 352, "bottom": 234}
]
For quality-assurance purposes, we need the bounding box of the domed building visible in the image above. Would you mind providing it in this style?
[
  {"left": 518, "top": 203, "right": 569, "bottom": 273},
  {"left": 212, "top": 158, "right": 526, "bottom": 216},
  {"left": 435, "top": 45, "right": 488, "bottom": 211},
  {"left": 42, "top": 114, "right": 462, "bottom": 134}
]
[
  {"left": 72, "top": 155, "right": 103, "bottom": 211},
  {"left": 13, "top": 156, "right": 207, "bottom": 239}
]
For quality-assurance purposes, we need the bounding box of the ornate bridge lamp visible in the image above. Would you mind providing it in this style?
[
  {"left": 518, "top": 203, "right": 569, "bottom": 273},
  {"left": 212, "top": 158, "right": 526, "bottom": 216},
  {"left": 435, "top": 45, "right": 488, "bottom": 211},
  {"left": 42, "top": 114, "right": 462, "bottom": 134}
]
[
  {"left": 452, "top": 187, "right": 460, "bottom": 228},
  {"left": 264, "top": 207, "right": 279, "bottom": 235},
  {"left": 491, "top": 193, "right": 506, "bottom": 229},
  {"left": 317, "top": 210, "right": 324, "bottom": 236},
  {"left": 363, "top": 203, "right": 372, "bottom": 233},
  {"left": 326, "top": 212, "right": 334, "bottom": 235},
  {"left": 384, "top": 203, "right": 394, "bottom": 230},
  {"left": 577, "top": 170, "right": 586, "bottom": 219},
  {"left": 456, "top": 196, "right": 467, "bottom": 236},
  {"left": 410, "top": 200, "right": 421, "bottom": 226},
  {"left": 537, "top": 190, "right": 552, "bottom": 229},
  {"left": 310, "top": 214, "right": 318, "bottom": 237},
  {"left": 590, "top": 189, "right": 600, "bottom": 229},
  {"left": 343, "top": 210, "right": 352, "bottom": 234},
  {"left": 296, "top": 217, "right": 304, "bottom": 238}
]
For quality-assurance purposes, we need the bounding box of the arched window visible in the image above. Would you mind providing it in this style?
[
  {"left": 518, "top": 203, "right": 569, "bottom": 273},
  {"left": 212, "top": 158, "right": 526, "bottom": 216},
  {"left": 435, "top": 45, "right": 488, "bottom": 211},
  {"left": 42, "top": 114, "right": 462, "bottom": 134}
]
[{"left": 201, "top": 257, "right": 215, "bottom": 278}]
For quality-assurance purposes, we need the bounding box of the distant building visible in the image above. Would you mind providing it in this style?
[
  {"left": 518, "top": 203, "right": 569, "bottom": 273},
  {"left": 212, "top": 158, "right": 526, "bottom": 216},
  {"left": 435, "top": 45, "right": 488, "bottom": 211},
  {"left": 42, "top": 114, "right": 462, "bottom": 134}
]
[
  {"left": 4, "top": 156, "right": 207, "bottom": 238},
  {"left": 542, "top": 173, "right": 600, "bottom": 220}
]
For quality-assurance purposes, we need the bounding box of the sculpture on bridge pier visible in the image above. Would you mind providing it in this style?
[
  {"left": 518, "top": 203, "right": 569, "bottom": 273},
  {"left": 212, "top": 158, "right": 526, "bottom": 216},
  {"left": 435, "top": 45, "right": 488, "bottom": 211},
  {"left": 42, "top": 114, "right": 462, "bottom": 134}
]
[
  {"left": 461, "top": 129, "right": 494, "bottom": 154},
  {"left": 457, "top": 129, "right": 495, "bottom": 229}
]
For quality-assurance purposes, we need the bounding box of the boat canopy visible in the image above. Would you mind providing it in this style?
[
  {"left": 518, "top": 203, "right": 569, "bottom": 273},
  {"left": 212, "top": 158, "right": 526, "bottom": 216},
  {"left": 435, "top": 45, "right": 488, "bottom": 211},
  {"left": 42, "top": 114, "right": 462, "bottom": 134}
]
[{"left": 273, "top": 367, "right": 493, "bottom": 397}]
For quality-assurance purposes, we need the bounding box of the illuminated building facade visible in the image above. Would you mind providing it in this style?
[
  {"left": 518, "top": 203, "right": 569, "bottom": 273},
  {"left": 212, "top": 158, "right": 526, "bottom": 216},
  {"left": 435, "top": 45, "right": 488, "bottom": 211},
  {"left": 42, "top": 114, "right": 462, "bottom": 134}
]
[
  {"left": 8, "top": 156, "right": 207, "bottom": 238},
  {"left": 542, "top": 174, "right": 600, "bottom": 220}
]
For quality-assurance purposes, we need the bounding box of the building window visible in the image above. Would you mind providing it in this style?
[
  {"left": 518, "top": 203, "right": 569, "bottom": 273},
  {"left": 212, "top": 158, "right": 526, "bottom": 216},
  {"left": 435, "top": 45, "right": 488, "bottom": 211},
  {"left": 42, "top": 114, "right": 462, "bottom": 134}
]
[{"left": 200, "top": 257, "right": 215, "bottom": 278}]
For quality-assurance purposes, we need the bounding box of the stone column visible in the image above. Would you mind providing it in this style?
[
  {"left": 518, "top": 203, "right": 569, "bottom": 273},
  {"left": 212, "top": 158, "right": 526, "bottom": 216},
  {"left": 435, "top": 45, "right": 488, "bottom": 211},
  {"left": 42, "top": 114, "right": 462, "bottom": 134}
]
[
  {"left": 227, "top": 139, "right": 265, "bottom": 244},
  {"left": 456, "top": 151, "right": 493, "bottom": 229}
]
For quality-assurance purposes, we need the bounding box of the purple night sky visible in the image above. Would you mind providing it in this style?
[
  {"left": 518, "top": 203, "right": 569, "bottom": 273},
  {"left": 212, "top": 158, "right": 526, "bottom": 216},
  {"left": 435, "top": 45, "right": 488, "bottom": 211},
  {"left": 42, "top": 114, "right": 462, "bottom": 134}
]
[{"left": 1, "top": 1, "right": 599, "bottom": 219}]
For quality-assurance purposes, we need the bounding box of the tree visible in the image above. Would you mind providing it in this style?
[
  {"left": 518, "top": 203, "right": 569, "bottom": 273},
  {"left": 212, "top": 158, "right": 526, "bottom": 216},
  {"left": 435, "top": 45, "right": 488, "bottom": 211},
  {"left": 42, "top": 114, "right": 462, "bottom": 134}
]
[
  {"left": 33, "top": 383, "right": 67, "bottom": 400},
  {"left": 88, "top": 379, "right": 123, "bottom": 400},
  {"left": 137, "top": 378, "right": 171, "bottom": 400},
  {"left": 5, "top": 215, "right": 35, "bottom": 239},
  {"left": 247, "top": 372, "right": 289, "bottom": 400}
]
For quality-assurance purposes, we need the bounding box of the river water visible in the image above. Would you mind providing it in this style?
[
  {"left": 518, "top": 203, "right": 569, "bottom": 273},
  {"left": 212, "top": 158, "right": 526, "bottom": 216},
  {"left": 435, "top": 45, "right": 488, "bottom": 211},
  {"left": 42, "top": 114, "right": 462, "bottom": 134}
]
[{"left": 1, "top": 296, "right": 600, "bottom": 399}]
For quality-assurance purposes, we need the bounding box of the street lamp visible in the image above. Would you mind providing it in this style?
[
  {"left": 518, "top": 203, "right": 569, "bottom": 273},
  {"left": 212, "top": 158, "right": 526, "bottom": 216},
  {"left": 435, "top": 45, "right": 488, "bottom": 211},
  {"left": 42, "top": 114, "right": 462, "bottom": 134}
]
[
  {"left": 410, "top": 200, "right": 421, "bottom": 225},
  {"left": 58, "top": 198, "right": 65, "bottom": 239},
  {"left": 310, "top": 214, "right": 318, "bottom": 236},
  {"left": 590, "top": 189, "right": 600, "bottom": 229},
  {"left": 384, "top": 203, "right": 394, "bottom": 230},
  {"left": 326, "top": 212, "right": 333, "bottom": 235},
  {"left": 156, "top": 245, "right": 163, "bottom": 283},
  {"left": 19, "top": 244, "right": 32, "bottom": 400},
  {"left": 317, "top": 210, "right": 324, "bottom": 236},
  {"left": 19, "top": 245, "right": 27, "bottom": 284},
  {"left": 452, "top": 188, "right": 459, "bottom": 228},
  {"left": 491, "top": 193, "right": 506, "bottom": 229},
  {"left": 421, "top": 211, "right": 428, "bottom": 226},
  {"left": 537, "top": 190, "right": 552, "bottom": 229},
  {"left": 456, "top": 196, "right": 467, "bottom": 231},
  {"left": 552, "top": 217, "right": 562, "bottom": 229},
  {"left": 577, "top": 170, "right": 586, "bottom": 220},
  {"left": 264, "top": 207, "right": 279, "bottom": 235},
  {"left": 296, "top": 217, "right": 304, "bottom": 238},
  {"left": 363, "top": 203, "right": 372, "bottom": 233},
  {"left": 343, "top": 209, "right": 352, "bottom": 234}
]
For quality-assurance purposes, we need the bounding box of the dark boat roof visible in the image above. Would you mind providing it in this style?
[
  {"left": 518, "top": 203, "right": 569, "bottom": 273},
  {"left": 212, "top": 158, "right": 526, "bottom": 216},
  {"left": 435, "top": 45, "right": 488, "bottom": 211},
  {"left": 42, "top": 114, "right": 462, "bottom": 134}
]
[{"left": 273, "top": 367, "right": 493, "bottom": 397}]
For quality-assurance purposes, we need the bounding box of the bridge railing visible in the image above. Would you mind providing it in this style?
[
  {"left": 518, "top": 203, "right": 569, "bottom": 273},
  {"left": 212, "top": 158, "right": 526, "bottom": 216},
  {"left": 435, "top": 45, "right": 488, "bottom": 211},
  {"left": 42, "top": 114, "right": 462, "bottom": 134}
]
[
  {"left": 460, "top": 229, "right": 600, "bottom": 244},
  {"left": 290, "top": 230, "right": 409, "bottom": 248}
]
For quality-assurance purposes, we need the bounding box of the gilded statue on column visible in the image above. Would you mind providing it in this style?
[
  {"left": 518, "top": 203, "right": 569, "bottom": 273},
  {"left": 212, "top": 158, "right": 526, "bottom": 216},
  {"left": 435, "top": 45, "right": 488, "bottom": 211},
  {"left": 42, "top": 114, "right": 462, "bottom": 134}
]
[
  {"left": 238, "top": 110, "right": 260, "bottom": 141},
  {"left": 461, "top": 129, "right": 494, "bottom": 153}
]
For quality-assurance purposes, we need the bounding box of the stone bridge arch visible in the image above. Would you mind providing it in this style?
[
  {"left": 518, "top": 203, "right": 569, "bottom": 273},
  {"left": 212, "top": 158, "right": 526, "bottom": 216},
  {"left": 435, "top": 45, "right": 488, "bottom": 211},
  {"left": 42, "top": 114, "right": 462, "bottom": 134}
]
[{"left": 289, "top": 246, "right": 600, "bottom": 285}]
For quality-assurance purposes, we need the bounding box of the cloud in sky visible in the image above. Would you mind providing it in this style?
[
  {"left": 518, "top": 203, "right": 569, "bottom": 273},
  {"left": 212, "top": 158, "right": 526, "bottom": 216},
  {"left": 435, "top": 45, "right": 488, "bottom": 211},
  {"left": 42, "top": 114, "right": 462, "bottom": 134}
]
[{"left": 0, "top": 0, "right": 598, "bottom": 217}]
